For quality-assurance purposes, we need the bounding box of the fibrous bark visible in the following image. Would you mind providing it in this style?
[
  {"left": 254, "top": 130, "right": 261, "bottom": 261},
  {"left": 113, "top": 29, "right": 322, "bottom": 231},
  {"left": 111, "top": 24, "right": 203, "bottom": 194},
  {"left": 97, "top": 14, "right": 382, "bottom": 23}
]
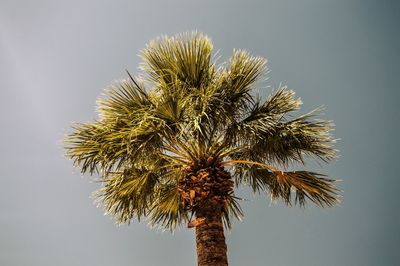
[
  {"left": 177, "top": 159, "right": 233, "bottom": 266},
  {"left": 195, "top": 199, "right": 228, "bottom": 266}
]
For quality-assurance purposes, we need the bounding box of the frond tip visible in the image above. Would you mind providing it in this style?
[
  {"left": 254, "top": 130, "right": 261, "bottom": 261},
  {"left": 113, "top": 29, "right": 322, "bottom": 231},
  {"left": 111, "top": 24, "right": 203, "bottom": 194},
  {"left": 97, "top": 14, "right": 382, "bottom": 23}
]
[{"left": 269, "top": 171, "right": 341, "bottom": 207}]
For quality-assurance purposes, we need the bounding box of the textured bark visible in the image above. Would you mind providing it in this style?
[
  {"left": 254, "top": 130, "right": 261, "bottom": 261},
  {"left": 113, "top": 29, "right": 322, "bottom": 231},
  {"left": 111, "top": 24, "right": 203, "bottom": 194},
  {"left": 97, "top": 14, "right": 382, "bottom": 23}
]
[{"left": 195, "top": 200, "right": 228, "bottom": 266}]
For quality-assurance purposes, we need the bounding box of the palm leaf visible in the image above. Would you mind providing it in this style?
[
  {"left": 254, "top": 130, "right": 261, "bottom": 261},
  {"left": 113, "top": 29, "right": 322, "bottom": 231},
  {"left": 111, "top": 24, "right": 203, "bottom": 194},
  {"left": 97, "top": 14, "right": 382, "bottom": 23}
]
[
  {"left": 268, "top": 170, "right": 341, "bottom": 207},
  {"left": 140, "top": 31, "right": 214, "bottom": 89},
  {"left": 95, "top": 166, "right": 161, "bottom": 224},
  {"left": 149, "top": 182, "right": 188, "bottom": 231}
]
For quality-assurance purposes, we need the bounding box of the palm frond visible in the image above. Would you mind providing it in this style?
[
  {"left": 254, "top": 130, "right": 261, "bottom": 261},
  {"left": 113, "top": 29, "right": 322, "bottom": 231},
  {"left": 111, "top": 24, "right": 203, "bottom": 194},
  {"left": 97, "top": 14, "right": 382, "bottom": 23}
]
[
  {"left": 153, "top": 85, "right": 189, "bottom": 127},
  {"left": 221, "top": 196, "right": 244, "bottom": 229},
  {"left": 254, "top": 108, "right": 337, "bottom": 165},
  {"left": 227, "top": 50, "right": 267, "bottom": 97},
  {"left": 97, "top": 78, "right": 153, "bottom": 121},
  {"left": 268, "top": 170, "right": 341, "bottom": 207},
  {"left": 233, "top": 165, "right": 271, "bottom": 192},
  {"left": 140, "top": 31, "right": 214, "bottom": 89},
  {"left": 227, "top": 103, "right": 336, "bottom": 166},
  {"left": 224, "top": 86, "right": 301, "bottom": 145},
  {"left": 230, "top": 162, "right": 341, "bottom": 207},
  {"left": 65, "top": 119, "right": 164, "bottom": 175},
  {"left": 261, "top": 85, "right": 302, "bottom": 116},
  {"left": 95, "top": 166, "right": 161, "bottom": 224},
  {"left": 65, "top": 122, "right": 112, "bottom": 174},
  {"left": 220, "top": 50, "right": 267, "bottom": 112},
  {"left": 197, "top": 50, "right": 267, "bottom": 137},
  {"left": 210, "top": 50, "right": 267, "bottom": 120},
  {"left": 149, "top": 182, "right": 188, "bottom": 231}
]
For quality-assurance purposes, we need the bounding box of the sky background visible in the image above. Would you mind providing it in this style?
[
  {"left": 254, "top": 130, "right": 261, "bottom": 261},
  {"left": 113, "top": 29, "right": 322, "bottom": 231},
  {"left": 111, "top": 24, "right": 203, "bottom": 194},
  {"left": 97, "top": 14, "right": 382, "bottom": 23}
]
[{"left": 1, "top": 0, "right": 399, "bottom": 265}]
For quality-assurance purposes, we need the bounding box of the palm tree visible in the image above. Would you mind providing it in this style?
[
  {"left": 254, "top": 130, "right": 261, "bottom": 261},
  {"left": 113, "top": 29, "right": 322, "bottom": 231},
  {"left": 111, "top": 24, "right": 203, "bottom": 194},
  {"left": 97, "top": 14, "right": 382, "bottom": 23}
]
[{"left": 65, "top": 32, "right": 341, "bottom": 266}]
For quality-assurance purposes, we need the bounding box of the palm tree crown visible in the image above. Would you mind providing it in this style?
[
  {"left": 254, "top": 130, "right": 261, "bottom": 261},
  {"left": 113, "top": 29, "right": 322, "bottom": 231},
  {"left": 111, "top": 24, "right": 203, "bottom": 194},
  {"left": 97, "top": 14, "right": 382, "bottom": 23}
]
[{"left": 65, "top": 32, "right": 340, "bottom": 232}]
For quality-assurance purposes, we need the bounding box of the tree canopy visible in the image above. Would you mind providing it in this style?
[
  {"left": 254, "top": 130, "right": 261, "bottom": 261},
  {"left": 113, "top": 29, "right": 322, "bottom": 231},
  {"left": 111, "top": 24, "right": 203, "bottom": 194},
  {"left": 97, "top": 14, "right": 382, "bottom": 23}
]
[{"left": 65, "top": 32, "right": 340, "bottom": 231}]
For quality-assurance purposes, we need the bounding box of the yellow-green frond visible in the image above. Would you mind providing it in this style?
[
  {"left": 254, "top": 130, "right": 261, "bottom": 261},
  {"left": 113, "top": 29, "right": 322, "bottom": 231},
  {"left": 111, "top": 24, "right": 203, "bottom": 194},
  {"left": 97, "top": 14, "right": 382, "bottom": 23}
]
[
  {"left": 140, "top": 32, "right": 214, "bottom": 89},
  {"left": 149, "top": 182, "right": 188, "bottom": 231},
  {"left": 95, "top": 167, "right": 161, "bottom": 224},
  {"left": 268, "top": 171, "right": 341, "bottom": 207}
]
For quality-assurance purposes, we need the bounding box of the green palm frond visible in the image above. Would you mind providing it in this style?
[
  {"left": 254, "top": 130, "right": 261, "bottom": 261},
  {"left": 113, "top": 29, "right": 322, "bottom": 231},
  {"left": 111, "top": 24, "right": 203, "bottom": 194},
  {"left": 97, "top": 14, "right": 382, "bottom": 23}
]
[
  {"left": 225, "top": 50, "right": 267, "bottom": 102},
  {"left": 140, "top": 31, "right": 215, "bottom": 89},
  {"left": 233, "top": 165, "right": 270, "bottom": 192},
  {"left": 65, "top": 118, "right": 164, "bottom": 175},
  {"left": 97, "top": 78, "right": 153, "bottom": 121},
  {"left": 222, "top": 86, "right": 300, "bottom": 146},
  {"left": 268, "top": 170, "right": 341, "bottom": 207},
  {"left": 153, "top": 92, "right": 187, "bottom": 128},
  {"left": 65, "top": 122, "right": 116, "bottom": 174},
  {"left": 226, "top": 87, "right": 336, "bottom": 165},
  {"left": 149, "top": 182, "right": 188, "bottom": 230},
  {"left": 233, "top": 165, "right": 340, "bottom": 207},
  {"left": 205, "top": 50, "right": 267, "bottom": 128},
  {"left": 261, "top": 85, "right": 302, "bottom": 115},
  {"left": 221, "top": 196, "right": 244, "bottom": 229},
  {"left": 96, "top": 166, "right": 160, "bottom": 224},
  {"left": 252, "top": 108, "right": 337, "bottom": 165}
]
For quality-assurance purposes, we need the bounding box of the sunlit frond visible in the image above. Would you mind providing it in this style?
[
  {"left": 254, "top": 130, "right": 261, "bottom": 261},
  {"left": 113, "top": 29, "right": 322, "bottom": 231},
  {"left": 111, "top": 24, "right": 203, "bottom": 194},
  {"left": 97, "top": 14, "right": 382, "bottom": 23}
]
[
  {"left": 65, "top": 122, "right": 114, "bottom": 174},
  {"left": 140, "top": 31, "right": 215, "bottom": 89},
  {"left": 261, "top": 85, "right": 302, "bottom": 115},
  {"left": 153, "top": 84, "right": 189, "bottom": 128},
  {"left": 232, "top": 165, "right": 340, "bottom": 207},
  {"left": 226, "top": 50, "right": 267, "bottom": 101},
  {"left": 149, "top": 182, "right": 188, "bottom": 231},
  {"left": 226, "top": 87, "right": 336, "bottom": 165},
  {"left": 95, "top": 165, "right": 161, "bottom": 224},
  {"left": 208, "top": 50, "right": 267, "bottom": 124},
  {"left": 65, "top": 118, "right": 164, "bottom": 175},
  {"left": 252, "top": 108, "right": 337, "bottom": 165},
  {"left": 97, "top": 78, "right": 153, "bottom": 121},
  {"left": 225, "top": 86, "right": 301, "bottom": 143},
  {"left": 268, "top": 170, "right": 341, "bottom": 207}
]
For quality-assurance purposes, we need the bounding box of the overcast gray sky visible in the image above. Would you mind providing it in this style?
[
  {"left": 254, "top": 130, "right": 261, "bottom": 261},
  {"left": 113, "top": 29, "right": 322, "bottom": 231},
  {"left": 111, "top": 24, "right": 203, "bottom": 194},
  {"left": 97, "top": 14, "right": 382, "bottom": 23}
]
[{"left": 1, "top": 1, "right": 399, "bottom": 265}]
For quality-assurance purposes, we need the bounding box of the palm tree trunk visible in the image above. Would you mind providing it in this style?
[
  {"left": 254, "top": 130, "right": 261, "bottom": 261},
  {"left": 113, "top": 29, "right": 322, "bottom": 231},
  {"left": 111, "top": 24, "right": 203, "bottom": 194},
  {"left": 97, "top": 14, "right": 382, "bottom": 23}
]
[{"left": 195, "top": 200, "right": 228, "bottom": 266}]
